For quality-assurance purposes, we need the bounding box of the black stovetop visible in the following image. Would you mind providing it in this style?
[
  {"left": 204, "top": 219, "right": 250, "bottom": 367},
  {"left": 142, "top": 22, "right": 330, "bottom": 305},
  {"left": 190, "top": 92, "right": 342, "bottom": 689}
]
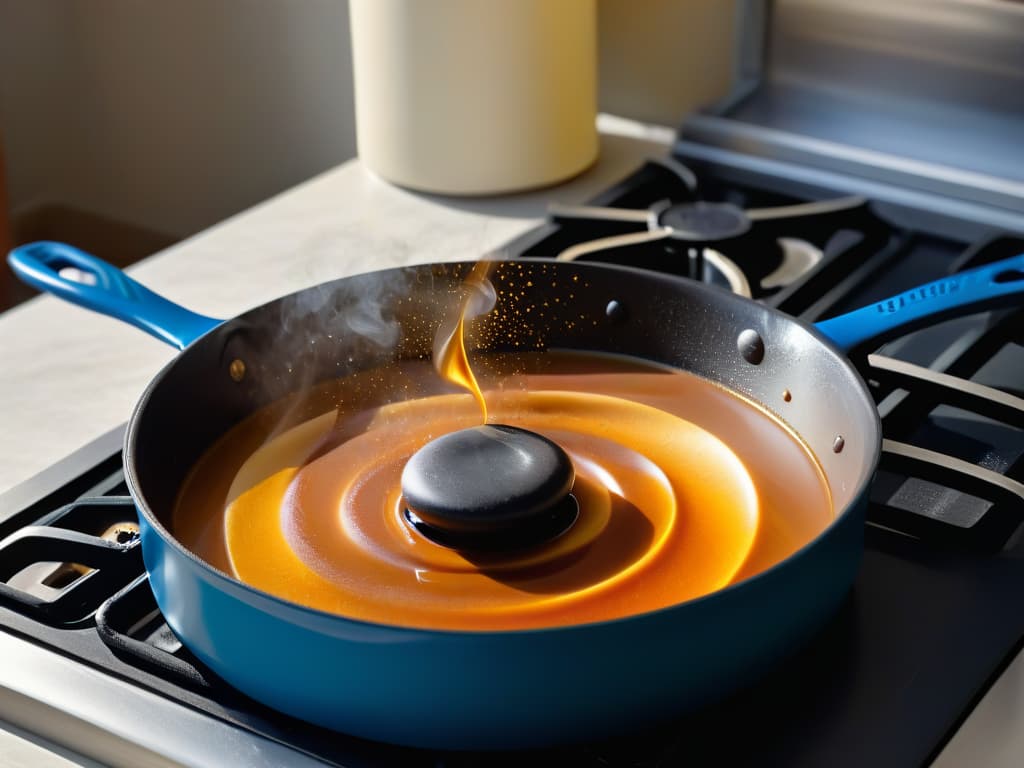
[{"left": 2, "top": 159, "right": 1023, "bottom": 767}]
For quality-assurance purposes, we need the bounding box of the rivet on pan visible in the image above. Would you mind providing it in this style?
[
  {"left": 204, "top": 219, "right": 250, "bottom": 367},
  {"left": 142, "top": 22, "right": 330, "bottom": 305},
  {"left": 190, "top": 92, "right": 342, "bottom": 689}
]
[
  {"left": 737, "top": 329, "right": 765, "bottom": 365},
  {"left": 605, "top": 300, "right": 628, "bottom": 324},
  {"left": 833, "top": 435, "right": 845, "bottom": 454},
  {"left": 782, "top": 389, "right": 793, "bottom": 402},
  {"left": 229, "top": 359, "right": 247, "bottom": 382}
]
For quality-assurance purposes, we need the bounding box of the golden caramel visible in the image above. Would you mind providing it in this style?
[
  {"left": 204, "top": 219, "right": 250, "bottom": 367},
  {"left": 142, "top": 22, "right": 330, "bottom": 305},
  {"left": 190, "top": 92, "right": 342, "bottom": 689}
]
[{"left": 173, "top": 352, "right": 833, "bottom": 630}]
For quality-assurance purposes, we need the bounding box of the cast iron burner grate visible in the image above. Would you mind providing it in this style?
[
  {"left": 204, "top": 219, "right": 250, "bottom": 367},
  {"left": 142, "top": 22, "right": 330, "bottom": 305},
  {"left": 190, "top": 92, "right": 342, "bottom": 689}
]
[
  {"left": 859, "top": 236, "right": 1024, "bottom": 553},
  {"left": 505, "top": 159, "right": 894, "bottom": 310},
  {"left": 867, "top": 355, "right": 1024, "bottom": 551},
  {"left": 0, "top": 499, "right": 141, "bottom": 625}
]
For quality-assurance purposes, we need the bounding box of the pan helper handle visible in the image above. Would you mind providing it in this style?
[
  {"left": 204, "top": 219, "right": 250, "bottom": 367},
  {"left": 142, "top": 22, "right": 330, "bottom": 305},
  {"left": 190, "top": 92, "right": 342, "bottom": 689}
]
[
  {"left": 7, "top": 241, "right": 222, "bottom": 350},
  {"left": 814, "top": 253, "right": 1024, "bottom": 354}
]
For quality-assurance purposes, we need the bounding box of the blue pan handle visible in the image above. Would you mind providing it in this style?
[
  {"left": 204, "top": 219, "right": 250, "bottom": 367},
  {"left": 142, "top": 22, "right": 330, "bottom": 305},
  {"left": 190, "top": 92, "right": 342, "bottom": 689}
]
[
  {"left": 7, "top": 241, "right": 222, "bottom": 350},
  {"left": 10, "top": 242, "right": 1024, "bottom": 356},
  {"left": 815, "top": 253, "right": 1024, "bottom": 353}
]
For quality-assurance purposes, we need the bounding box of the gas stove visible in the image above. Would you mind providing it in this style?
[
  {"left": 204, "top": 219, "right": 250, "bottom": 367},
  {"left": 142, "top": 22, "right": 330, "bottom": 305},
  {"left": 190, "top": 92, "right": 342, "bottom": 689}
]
[
  {"left": 3, "top": 1, "right": 1024, "bottom": 766},
  {"left": 2, "top": 168, "right": 1022, "bottom": 768}
]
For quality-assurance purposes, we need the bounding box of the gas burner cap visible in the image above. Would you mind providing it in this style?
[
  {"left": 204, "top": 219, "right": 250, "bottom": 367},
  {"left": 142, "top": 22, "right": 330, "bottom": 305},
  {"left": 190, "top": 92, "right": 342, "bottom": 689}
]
[{"left": 656, "top": 202, "right": 752, "bottom": 242}]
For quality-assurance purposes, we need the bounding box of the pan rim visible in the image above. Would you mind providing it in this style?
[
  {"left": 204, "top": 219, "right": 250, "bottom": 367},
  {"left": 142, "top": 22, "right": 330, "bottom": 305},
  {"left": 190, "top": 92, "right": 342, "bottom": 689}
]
[{"left": 123, "top": 258, "right": 882, "bottom": 639}]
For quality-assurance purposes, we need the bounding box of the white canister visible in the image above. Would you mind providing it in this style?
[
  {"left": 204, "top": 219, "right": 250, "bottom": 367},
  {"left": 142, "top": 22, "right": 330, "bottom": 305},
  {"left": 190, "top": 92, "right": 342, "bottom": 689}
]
[{"left": 349, "top": 0, "right": 598, "bottom": 195}]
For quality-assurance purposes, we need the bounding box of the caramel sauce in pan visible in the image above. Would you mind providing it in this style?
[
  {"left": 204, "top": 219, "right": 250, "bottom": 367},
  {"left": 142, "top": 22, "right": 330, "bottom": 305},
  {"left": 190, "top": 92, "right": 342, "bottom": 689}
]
[{"left": 173, "top": 352, "right": 833, "bottom": 631}]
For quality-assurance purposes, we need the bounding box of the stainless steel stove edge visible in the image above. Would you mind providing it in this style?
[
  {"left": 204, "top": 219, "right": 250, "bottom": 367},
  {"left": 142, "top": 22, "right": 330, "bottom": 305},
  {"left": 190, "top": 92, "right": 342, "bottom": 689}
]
[
  {"left": 679, "top": 115, "right": 1024, "bottom": 216},
  {"left": 691, "top": 0, "right": 1024, "bottom": 234},
  {"left": 0, "top": 631, "right": 332, "bottom": 768},
  {"left": 672, "top": 138, "right": 1024, "bottom": 239}
]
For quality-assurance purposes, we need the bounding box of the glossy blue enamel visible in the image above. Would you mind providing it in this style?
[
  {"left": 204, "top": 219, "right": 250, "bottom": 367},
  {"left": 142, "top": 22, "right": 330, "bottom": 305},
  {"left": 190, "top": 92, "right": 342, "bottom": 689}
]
[
  {"left": 6, "top": 241, "right": 221, "bottom": 350},
  {"left": 136, "top": 493, "right": 865, "bottom": 748}
]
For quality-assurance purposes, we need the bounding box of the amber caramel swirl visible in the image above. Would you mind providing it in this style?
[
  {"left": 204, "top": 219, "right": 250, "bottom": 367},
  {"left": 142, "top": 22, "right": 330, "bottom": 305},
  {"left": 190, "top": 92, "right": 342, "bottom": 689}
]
[{"left": 173, "top": 353, "right": 833, "bottom": 630}]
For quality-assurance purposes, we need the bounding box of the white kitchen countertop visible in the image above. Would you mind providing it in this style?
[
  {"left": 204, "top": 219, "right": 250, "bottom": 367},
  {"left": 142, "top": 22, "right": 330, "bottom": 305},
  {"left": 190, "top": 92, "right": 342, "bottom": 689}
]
[{"left": 0, "top": 114, "right": 1019, "bottom": 767}]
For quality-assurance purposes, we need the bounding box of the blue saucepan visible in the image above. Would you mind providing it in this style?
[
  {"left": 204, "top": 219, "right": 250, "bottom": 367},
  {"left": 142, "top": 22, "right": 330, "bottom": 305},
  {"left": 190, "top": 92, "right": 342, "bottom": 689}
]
[{"left": 8, "top": 241, "right": 1024, "bottom": 749}]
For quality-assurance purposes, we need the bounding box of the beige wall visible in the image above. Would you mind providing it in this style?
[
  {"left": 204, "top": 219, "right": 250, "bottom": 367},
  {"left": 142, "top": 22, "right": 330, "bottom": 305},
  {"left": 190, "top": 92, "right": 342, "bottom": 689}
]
[
  {"left": 0, "top": 1, "right": 735, "bottom": 240},
  {"left": 599, "top": 0, "right": 737, "bottom": 128},
  {"left": 0, "top": 1, "right": 72, "bottom": 217},
  {"left": 1, "top": 0, "right": 357, "bottom": 238}
]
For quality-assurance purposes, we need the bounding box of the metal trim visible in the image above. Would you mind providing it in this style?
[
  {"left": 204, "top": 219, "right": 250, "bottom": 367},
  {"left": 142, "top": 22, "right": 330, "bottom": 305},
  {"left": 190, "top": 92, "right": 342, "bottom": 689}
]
[
  {"left": 681, "top": 115, "right": 1024, "bottom": 213},
  {"left": 0, "top": 632, "right": 332, "bottom": 768},
  {"left": 672, "top": 139, "right": 1024, "bottom": 235}
]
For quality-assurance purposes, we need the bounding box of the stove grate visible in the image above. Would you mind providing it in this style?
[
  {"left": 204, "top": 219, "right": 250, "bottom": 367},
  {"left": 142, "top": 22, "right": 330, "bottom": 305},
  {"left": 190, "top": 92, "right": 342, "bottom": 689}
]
[
  {"left": 510, "top": 161, "right": 893, "bottom": 305},
  {"left": 0, "top": 498, "right": 142, "bottom": 625},
  {"left": 96, "top": 573, "right": 220, "bottom": 692},
  {"left": 860, "top": 235, "right": 1024, "bottom": 552}
]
